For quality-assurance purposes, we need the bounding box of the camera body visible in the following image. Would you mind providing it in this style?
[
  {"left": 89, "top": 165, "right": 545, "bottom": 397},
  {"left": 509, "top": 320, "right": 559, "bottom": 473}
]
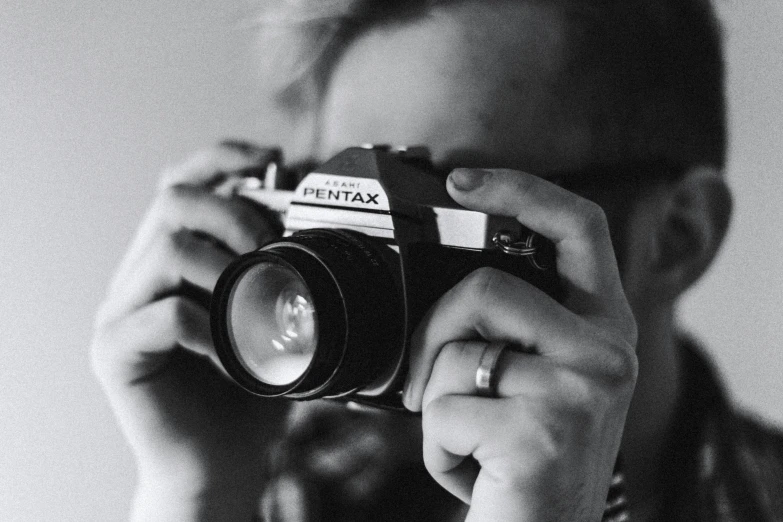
[{"left": 211, "top": 146, "right": 562, "bottom": 411}]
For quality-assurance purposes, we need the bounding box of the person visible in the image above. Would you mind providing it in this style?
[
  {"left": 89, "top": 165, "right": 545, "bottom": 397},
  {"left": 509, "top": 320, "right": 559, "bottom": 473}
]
[{"left": 90, "top": 0, "right": 783, "bottom": 520}]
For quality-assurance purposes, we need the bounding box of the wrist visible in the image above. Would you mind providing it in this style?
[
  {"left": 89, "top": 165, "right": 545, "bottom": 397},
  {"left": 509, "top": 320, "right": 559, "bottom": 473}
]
[{"left": 132, "top": 478, "right": 262, "bottom": 522}]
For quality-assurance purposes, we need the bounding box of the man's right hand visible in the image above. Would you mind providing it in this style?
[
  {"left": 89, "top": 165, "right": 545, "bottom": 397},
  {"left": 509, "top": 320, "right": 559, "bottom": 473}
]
[{"left": 91, "top": 141, "right": 288, "bottom": 521}]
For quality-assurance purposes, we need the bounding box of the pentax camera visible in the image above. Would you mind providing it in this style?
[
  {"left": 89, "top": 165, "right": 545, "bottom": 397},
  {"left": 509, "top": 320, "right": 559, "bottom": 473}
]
[{"left": 211, "top": 145, "right": 562, "bottom": 411}]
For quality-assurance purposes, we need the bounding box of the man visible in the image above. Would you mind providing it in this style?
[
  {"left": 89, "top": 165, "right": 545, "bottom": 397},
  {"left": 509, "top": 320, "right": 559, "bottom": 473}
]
[{"left": 91, "top": 0, "right": 783, "bottom": 520}]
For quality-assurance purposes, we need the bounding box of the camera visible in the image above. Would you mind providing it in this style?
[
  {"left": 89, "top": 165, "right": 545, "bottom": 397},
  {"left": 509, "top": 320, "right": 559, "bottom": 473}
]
[{"left": 210, "top": 145, "right": 563, "bottom": 411}]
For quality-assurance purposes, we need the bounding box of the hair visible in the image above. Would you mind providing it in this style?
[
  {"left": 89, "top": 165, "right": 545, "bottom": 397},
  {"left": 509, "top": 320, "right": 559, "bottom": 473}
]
[{"left": 254, "top": 0, "right": 727, "bottom": 169}]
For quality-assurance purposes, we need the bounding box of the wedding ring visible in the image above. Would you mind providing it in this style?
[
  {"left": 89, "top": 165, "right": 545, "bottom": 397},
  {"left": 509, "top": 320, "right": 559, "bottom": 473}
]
[{"left": 475, "top": 341, "right": 509, "bottom": 397}]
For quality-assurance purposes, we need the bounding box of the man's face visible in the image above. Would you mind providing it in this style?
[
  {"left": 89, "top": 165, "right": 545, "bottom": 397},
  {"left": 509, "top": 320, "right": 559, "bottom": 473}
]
[{"left": 274, "top": 2, "right": 640, "bottom": 511}]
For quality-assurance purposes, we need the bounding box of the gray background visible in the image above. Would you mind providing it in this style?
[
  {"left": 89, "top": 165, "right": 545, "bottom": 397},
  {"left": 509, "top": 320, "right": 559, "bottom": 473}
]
[{"left": 1, "top": 1, "right": 781, "bottom": 520}]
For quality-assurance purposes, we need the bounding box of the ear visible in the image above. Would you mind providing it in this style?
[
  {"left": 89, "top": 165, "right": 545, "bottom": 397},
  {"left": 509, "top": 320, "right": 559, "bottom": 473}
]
[{"left": 648, "top": 165, "right": 733, "bottom": 300}]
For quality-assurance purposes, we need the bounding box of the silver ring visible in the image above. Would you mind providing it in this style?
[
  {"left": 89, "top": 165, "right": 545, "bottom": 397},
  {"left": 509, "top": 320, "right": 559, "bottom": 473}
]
[{"left": 475, "top": 342, "right": 509, "bottom": 398}]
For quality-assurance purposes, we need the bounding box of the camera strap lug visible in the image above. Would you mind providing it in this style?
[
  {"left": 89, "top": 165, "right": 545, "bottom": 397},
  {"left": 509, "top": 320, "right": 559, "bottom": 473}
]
[{"left": 492, "top": 230, "right": 538, "bottom": 256}]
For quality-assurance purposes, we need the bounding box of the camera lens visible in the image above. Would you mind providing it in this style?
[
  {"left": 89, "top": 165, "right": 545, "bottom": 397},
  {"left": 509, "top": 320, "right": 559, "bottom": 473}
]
[
  {"left": 211, "top": 229, "right": 405, "bottom": 399},
  {"left": 226, "top": 263, "right": 317, "bottom": 386}
]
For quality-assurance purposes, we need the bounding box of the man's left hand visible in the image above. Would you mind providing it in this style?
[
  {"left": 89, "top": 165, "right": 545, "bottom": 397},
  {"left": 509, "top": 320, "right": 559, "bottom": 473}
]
[{"left": 403, "top": 168, "right": 638, "bottom": 521}]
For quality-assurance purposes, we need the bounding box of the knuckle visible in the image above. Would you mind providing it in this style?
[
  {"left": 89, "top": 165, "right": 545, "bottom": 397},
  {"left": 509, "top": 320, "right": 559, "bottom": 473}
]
[
  {"left": 508, "top": 171, "right": 537, "bottom": 197},
  {"left": 160, "top": 231, "right": 188, "bottom": 276},
  {"left": 519, "top": 408, "right": 563, "bottom": 457},
  {"left": 157, "top": 182, "right": 189, "bottom": 207},
  {"left": 590, "top": 337, "right": 638, "bottom": 389},
  {"left": 422, "top": 452, "right": 438, "bottom": 477},
  {"left": 621, "top": 314, "right": 639, "bottom": 348},
  {"left": 92, "top": 299, "right": 115, "bottom": 332},
  {"left": 434, "top": 341, "right": 471, "bottom": 373},
  {"left": 424, "top": 342, "right": 474, "bottom": 408},
  {"left": 421, "top": 445, "right": 444, "bottom": 477},
  {"left": 88, "top": 313, "right": 136, "bottom": 382},
  {"left": 421, "top": 395, "right": 449, "bottom": 434},
  {"left": 573, "top": 198, "right": 609, "bottom": 237},
  {"left": 462, "top": 266, "right": 507, "bottom": 302},
  {"left": 499, "top": 409, "right": 563, "bottom": 483},
  {"left": 606, "top": 340, "right": 638, "bottom": 386},
  {"left": 163, "top": 296, "right": 194, "bottom": 339},
  {"left": 151, "top": 183, "right": 191, "bottom": 222},
  {"left": 551, "top": 369, "right": 612, "bottom": 428},
  {"left": 554, "top": 368, "right": 596, "bottom": 408}
]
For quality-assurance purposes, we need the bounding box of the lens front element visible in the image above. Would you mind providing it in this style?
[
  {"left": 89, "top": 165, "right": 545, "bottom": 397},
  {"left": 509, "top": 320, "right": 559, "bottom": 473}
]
[
  {"left": 212, "top": 230, "right": 405, "bottom": 400},
  {"left": 227, "top": 263, "right": 317, "bottom": 385}
]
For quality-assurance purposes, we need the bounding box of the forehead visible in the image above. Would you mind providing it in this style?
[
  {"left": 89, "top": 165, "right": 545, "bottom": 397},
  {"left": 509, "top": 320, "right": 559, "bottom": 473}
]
[{"left": 318, "top": 1, "right": 593, "bottom": 174}]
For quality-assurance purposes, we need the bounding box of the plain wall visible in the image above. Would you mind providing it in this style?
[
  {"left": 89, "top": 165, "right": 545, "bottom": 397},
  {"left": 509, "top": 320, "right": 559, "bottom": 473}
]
[{"left": 1, "top": 1, "right": 781, "bottom": 520}]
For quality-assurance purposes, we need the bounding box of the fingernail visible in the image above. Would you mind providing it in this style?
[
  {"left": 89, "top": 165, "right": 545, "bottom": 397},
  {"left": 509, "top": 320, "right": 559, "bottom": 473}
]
[{"left": 449, "top": 169, "right": 488, "bottom": 191}]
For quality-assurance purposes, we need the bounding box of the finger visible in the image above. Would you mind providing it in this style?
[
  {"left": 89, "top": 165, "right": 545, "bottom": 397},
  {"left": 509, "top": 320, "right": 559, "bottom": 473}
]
[
  {"left": 421, "top": 341, "right": 613, "bottom": 419},
  {"left": 423, "top": 394, "right": 551, "bottom": 518},
  {"left": 109, "top": 141, "right": 279, "bottom": 305},
  {"left": 98, "top": 230, "right": 236, "bottom": 326},
  {"left": 421, "top": 395, "right": 504, "bottom": 502},
  {"left": 158, "top": 140, "right": 276, "bottom": 188},
  {"left": 405, "top": 267, "right": 596, "bottom": 410},
  {"left": 107, "top": 182, "right": 275, "bottom": 303},
  {"left": 152, "top": 183, "right": 277, "bottom": 255},
  {"left": 91, "top": 296, "right": 218, "bottom": 388},
  {"left": 421, "top": 340, "right": 554, "bottom": 413},
  {"left": 447, "top": 168, "right": 632, "bottom": 323}
]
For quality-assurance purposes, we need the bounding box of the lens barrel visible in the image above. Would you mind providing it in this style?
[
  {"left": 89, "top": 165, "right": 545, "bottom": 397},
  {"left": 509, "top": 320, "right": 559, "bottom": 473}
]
[{"left": 211, "top": 229, "right": 405, "bottom": 400}]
